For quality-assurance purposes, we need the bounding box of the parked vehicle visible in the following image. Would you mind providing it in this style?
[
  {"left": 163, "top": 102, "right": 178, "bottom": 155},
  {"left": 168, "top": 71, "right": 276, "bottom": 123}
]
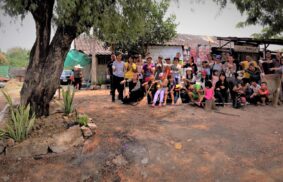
[{"left": 60, "top": 70, "right": 73, "bottom": 85}]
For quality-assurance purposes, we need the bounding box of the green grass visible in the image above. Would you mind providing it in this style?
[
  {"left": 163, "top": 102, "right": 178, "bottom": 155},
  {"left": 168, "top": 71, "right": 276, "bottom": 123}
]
[
  {"left": 1, "top": 90, "right": 35, "bottom": 142},
  {"left": 77, "top": 114, "right": 88, "bottom": 127},
  {"left": 62, "top": 86, "right": 75, "bottom": 115}
]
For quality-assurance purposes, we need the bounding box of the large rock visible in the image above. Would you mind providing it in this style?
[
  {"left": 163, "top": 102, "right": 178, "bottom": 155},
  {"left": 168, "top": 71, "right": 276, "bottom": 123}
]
[
  {"left": 81, "top": 126, "right": 93, "bottom": 138},
  {"left": 49, "top": 125, "right": 84, "bottom": 153},
  {"left": 6, "top": 138, "right": 49, "bottom": 157}
]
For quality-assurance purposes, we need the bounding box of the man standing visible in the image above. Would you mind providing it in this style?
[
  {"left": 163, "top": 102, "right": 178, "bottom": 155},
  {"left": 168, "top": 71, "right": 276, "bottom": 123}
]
[
  {"left": 112, "top": 52, "right": 125, "bottom": 102},
  {"left": 107, "top": 53, "right": 116, "bottom": 95}
]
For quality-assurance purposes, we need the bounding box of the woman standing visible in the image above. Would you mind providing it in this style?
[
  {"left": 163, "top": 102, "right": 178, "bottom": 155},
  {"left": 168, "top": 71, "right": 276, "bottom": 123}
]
[{"left": 111, "top": 52, "right": 125, "bottom": 102}]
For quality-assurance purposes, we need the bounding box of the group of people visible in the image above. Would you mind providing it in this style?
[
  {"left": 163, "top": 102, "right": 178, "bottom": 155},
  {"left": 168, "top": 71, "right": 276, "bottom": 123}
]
[{"left": 107, "top": 50, "right": 283, "bottom": 108}]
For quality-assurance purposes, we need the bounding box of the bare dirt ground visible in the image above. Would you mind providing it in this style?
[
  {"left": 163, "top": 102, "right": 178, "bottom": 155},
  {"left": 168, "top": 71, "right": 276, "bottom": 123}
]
[{"left": 0, "top": 89, "right": 283, "bottom": 182}]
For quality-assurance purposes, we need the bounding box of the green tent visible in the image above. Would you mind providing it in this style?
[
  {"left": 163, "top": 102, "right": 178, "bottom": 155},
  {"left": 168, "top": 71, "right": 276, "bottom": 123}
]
[
  {"left": 64, "top": 49, "right": 91, "bottom": 69},
  {"left": 0, "top": 66, "right": 10, "bottom": 78}
]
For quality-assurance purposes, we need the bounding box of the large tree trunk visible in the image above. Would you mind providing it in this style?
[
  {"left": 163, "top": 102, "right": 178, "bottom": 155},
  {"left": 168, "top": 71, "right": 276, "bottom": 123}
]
[{"left": 20, "top": 0, "right": 77, "bottom": 117}]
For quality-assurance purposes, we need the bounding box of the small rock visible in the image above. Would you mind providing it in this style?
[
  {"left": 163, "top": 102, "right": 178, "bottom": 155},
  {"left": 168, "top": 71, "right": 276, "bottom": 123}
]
[
  {"left": 88, "top": 123, "right": 97, "bottom": 131},
  {"left": 1, "top": 176, "right": 9, "bottom": 182},
  {"left": 6, "top": 138, "right": 15, "bottom": 147},
  {"left": 63, "top": 116, "right": 69, "bottom": 121},
  {"left": 112, "top": 155, "right": 128, "bottom": 166},
  {"left": 49, "top": 125, "right": 84, "bottom": 153},
  {"left": 81, "top": 126, "right": 93, "bottom": 138},
  {"left": 88, "top": 117, "right": 93, "bottom": 123},
  {"left": 141, "top": 158, "right": 149, "bottom": 165}
]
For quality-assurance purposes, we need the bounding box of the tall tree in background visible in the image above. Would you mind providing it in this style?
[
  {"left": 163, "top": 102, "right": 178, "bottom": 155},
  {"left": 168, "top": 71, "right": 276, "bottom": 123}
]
[
  {"left": 0, "top": 0, "right": 176, "bottom": 116},
  {"left": 214, "top": 0, "right": 283, "bottom": 38}
]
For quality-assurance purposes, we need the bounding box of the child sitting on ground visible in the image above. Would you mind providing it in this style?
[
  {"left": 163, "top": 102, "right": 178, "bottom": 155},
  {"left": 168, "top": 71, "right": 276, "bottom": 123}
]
[
  {"left": 152, "top": 73, "right": 168, "bottom": 107},
  {"left": 142, "top": 75, "right": 157, "bottom": 104},
  {"left": 203, "top": 81, "right": 216, "bottom": 109},
  {"left": 122, "top": 73, "right": 144, "bottom": 104},
  {"left": 164, "top": 75, "right": 175, "bottom": 105},
  {"left": 248, "top": 79, "right": 261, "bottom": 105},
  {"left": 204, "top": 81, "right": 215, "bottom": 101},
  {"left": 187, "top": 82, "right": 204, "bottom": 106},
  {"left": 233, "top": 81, "right": 247, "bottom": 108},
  {"left": 211, "top": 70, "right": 219, "bottom": 89},
  {"left": 258, "top": 82, "right": 270, "bottom": 105}
]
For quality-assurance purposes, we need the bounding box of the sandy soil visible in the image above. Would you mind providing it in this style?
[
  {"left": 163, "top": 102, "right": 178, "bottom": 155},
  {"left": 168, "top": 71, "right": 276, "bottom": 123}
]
[{"left": 0, "top": 89, "right": 283, "bottom": 182}]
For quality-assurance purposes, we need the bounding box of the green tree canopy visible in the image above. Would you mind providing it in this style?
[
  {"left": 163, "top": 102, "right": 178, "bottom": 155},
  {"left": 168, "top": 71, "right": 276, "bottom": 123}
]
[
  {"left": 214, "top": 0, "right": 283, "bottom": 38},
  {"left": 0, "top": 52, "right": 9, "bottom": 65},
  {"left": 0, "top": 0, "right": 177, "bottom": 116},
  {"left": 5, "top": 47, "right": 29, "bottom": 67}
]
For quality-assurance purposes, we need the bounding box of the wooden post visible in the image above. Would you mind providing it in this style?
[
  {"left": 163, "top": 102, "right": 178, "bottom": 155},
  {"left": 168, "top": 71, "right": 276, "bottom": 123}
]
[{"left": 205, "top": 100, "right": 216, "bottom": 111}]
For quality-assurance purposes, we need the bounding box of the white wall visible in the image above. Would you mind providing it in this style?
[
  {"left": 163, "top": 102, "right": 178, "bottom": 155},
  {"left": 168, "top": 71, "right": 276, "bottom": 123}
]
[{"left": 147, "top": 46, "right": 183, "bottom": 63}]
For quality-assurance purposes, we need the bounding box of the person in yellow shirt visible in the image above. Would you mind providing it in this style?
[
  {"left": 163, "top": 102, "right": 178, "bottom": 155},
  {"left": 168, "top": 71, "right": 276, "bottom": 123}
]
[
  {"left": 124, "top": 55, "right": 137, "bottom": 91},
  {"left": 240, "top": 55, "right": 259, "bottom": 80}
]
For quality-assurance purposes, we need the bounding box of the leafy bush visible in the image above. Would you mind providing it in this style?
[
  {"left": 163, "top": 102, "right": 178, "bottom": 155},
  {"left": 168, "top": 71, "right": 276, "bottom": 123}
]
[
  {"left": 62, "top": 86, "right": 75, "bottom": 115},
  {"left": 1, "top": 90, "right": 35, "bottom": 142},
  {"left": 77, "top": 115, "right": 88, "bottom": 127}
]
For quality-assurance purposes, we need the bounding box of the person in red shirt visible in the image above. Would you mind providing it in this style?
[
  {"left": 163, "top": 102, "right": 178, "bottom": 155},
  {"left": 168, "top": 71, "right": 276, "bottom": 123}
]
[{"left": 258, "top": 82, "right": 270, "bottom": 105}]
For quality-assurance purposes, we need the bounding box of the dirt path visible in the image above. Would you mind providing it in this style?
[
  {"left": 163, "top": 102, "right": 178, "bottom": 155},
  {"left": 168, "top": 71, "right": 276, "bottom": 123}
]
[{"left": 1, "top": 90, "right": 283, "bottom": 182}]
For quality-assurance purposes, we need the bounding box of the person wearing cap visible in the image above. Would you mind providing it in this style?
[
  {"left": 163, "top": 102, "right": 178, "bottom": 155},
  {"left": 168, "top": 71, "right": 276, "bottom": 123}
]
[
  {"left": 211, "top": 55, "right": 223, "bottom": 73},
  {"left": 112, "top": 52, "right": 125, "bottom": 102}
]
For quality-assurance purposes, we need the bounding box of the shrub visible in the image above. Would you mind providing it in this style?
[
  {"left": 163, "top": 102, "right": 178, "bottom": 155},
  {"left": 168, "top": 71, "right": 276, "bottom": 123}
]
[
  {"left": 77, "top": 114, "right": 88, "bottom": 127},
  {"left": 1, "top": 90, "right": 35, "bottom": 142},
  {"left": 62, "top": 86, "right": 75, "bottom": 115}
]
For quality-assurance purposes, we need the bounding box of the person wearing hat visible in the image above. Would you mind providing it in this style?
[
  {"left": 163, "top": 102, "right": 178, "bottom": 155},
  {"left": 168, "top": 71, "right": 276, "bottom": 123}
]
[
  {"left": 155, "top": 56, "right": 164, "bottom": 80},
  {"left": 211, "top": 55, "right": 223, "bottom": 73},
  {"left": 74, "top": 64, "right": 83, "bottom": 90},
  {"left": 112, "top": 51, "right": 125, "bottom": 102}
]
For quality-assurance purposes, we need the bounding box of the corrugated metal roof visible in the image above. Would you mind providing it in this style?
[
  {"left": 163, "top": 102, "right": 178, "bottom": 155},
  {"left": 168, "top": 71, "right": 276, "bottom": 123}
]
[
  {"left": 163, "top": 34, "right": 218, "bottom": 48},
  {"left": 9, "top": 68, "right": 26, "bottom": 77}
]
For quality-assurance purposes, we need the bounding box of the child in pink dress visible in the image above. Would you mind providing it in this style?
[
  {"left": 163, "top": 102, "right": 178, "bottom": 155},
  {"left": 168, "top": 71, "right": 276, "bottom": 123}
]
[{"left": 204, "top": 81, "right": 215, "bottom": 101}]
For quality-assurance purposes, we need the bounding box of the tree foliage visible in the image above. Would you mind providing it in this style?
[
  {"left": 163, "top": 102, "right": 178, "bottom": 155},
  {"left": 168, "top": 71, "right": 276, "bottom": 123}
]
[
  {"left": 0, "top": 52, "right": 9, "bottom": 65},
  {"left": 214, "top": 0, "right": 283, "bottom": 38},
  {"left": 1, "top": 0, "right": 176, "bottom": 46},
  {"left": 5, "top": 48, "right": 29, "bottom": 67},
  {"left": 0, "top": 0, "right": 177, "bottom": 116}
]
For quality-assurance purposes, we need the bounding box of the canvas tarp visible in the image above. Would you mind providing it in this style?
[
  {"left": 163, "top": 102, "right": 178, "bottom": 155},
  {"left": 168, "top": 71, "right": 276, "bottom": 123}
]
[{"left": 64, "top": 49, "right": 91, "bottom": 69}]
